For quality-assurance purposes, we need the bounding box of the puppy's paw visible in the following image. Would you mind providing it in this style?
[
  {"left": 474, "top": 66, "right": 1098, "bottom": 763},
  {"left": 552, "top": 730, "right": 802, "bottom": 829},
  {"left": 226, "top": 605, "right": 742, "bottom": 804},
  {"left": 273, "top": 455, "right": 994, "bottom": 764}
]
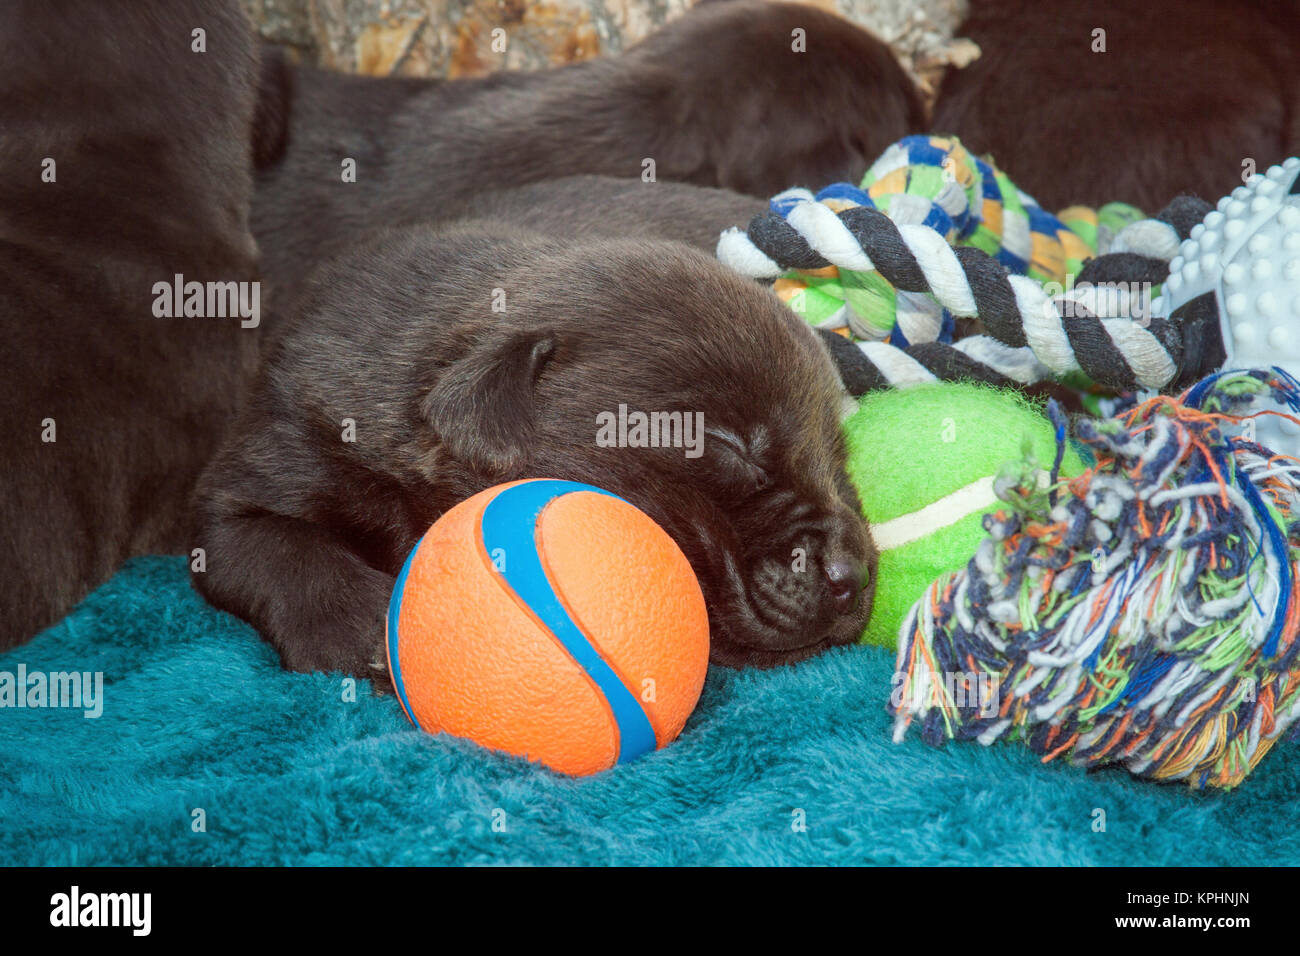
[{"left": 271, "top": 565, "right": 395, "bottom": 685}]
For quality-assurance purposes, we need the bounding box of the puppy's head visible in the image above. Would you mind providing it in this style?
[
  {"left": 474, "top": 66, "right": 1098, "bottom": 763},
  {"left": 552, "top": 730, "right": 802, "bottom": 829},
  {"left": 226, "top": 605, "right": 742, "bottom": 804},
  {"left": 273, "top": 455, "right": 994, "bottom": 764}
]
[{"left": 424, "top": 238, "right": 876, "bottom": 666}]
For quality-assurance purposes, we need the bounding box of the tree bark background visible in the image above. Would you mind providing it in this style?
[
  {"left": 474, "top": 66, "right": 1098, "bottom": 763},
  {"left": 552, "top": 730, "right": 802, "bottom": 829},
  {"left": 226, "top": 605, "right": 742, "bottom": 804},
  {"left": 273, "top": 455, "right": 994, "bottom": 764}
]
[{"left": 241, "top": 0, "right": 971, "bottom": 98}]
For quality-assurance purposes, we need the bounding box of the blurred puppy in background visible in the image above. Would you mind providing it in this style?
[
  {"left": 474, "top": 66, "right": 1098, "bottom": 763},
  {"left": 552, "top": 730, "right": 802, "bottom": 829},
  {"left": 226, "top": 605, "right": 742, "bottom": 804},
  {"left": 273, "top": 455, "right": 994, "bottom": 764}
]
[
  {"left": 250, "top": 0, "right": 924, "bottom": 312},
  {"left": 0, "top": 0, "right": 263, "bottom": 646},
  {"left": 933, "top": 0, "right": 1300, "bottom": 211}
]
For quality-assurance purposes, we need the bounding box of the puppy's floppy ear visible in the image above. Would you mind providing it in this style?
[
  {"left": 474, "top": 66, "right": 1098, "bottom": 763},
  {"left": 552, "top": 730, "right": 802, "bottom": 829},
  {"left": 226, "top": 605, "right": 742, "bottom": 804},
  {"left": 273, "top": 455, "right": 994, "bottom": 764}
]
[{"left": 421, "top": 329, "right": 557, "bottom": 476}]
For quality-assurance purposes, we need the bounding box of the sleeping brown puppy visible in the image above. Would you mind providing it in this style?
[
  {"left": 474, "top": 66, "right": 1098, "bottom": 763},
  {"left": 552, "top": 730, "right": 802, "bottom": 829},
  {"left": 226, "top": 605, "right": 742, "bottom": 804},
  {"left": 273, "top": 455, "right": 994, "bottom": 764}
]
[{"left": 191, "top": 221, "right": 876, "bottom": 680}]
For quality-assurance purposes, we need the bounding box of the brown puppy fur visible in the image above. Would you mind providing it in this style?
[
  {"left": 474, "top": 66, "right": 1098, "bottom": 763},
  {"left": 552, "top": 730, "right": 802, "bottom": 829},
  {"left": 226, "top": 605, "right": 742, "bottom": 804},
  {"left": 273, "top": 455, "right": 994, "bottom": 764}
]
[
  {"left": 250, "top": 0, "right": 924, "bottom": 311},
  {"left": 192, "top": 222, "right": 876, "bottom": 680},
  {"left": 933, "top": 0, "right": 1300, "bottom": 211},
  {"left": 0, "top": 0, "right": 263, "bottom": 646},
  {"left": 1, "top": 0, "right": 918, "bottom": 649}
]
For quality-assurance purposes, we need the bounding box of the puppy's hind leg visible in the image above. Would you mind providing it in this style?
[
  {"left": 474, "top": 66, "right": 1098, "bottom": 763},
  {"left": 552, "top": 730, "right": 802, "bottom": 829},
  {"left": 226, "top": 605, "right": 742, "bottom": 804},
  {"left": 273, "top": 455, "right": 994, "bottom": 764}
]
[{"left": 193, "top": 509, "right": 395, "bottom": 686}]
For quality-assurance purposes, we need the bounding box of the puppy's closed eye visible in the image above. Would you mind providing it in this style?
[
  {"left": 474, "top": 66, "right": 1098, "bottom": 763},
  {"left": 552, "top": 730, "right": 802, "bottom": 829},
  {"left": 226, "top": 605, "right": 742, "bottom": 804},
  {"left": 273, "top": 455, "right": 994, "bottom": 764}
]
[{"left": 705, "top": 427, "right": 771, "bottom": 491}]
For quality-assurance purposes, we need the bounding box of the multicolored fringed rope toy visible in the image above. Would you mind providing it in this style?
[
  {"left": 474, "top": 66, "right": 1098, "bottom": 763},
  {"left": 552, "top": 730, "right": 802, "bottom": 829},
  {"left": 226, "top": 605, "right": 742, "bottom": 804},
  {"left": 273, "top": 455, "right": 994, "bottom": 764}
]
[{"left": 889, "top": 369, "right": 1300, "bottom": 790}]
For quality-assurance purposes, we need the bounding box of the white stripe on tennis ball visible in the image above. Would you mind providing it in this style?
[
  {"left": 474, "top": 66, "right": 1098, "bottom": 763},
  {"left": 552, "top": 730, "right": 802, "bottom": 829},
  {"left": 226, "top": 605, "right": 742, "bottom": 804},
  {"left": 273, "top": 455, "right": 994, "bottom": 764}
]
[{"left": 870, "top": 469, "right": 1050, "bottom": 551}]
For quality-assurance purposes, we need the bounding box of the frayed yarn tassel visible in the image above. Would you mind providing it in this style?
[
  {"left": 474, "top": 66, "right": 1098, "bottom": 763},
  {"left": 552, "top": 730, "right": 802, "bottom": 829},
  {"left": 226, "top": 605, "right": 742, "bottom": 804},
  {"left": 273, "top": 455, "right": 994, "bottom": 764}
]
[{"left": 889, "top": 368, "right": 1300, "bottom": 790}]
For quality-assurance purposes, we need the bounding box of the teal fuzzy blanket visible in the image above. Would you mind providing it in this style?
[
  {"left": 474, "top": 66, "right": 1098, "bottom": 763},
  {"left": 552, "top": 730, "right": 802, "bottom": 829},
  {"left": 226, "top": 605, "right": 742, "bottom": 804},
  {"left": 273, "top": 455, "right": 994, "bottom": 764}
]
[{"left": 3, "top": 556, "right": 1296, "bottom": 866}]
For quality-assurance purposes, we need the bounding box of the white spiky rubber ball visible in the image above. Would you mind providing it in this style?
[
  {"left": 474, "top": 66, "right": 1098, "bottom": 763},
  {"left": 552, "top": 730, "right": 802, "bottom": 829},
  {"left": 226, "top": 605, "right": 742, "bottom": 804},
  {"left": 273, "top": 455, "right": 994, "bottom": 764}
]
[{"left": 1154, "top": 156, "right": 1300, "bottom": 455}]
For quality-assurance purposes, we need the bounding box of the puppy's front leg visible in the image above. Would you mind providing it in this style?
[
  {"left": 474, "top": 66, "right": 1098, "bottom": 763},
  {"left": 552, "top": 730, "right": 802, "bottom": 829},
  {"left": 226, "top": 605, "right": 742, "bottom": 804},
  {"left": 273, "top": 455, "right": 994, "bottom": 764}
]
[{"left": 195, "top": 509, "right": 394, "bottom": 684}]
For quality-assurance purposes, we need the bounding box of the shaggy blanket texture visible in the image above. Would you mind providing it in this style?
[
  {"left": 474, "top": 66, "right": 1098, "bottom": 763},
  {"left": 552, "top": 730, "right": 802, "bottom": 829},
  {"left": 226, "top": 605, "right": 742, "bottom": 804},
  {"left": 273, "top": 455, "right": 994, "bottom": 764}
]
[{"left": 2, "top": 556, "right": 1296, "bottom": 866}]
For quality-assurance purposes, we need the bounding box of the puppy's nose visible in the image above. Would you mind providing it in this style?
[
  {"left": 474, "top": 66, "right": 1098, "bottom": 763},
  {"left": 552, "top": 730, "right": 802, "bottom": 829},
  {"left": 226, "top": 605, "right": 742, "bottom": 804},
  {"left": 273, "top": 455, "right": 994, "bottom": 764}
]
[{"left": 824, "top": 559, "right": 867, "bottom": 615}]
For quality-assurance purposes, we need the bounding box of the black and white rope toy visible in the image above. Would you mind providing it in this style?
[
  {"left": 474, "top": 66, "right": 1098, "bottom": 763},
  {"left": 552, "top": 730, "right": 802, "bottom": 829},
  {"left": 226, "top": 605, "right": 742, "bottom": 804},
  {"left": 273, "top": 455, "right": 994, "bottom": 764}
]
[{"left": 718, "top": 156, "right": 1300, "bottom": 404}]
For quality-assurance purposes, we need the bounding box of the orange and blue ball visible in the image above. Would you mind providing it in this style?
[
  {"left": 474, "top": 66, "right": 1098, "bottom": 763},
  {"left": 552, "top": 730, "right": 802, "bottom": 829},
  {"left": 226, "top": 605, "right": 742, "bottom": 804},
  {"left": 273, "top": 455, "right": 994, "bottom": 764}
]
[{"left": 386, "top": 478, "right": 710, "bottom": 776}]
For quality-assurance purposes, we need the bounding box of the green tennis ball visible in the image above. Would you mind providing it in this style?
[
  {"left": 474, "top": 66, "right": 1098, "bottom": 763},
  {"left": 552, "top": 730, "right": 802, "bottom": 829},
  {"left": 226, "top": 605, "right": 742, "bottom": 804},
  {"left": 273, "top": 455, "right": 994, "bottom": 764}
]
[{"left": 845, "top": 382, "right": 1087, "bottom": 649}]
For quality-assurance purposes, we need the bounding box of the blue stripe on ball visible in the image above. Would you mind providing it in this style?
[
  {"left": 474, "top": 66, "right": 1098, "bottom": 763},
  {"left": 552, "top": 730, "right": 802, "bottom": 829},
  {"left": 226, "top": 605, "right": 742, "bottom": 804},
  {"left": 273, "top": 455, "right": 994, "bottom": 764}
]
[{"left": 479, "top": 480, "right": 658, "bottom": 765}]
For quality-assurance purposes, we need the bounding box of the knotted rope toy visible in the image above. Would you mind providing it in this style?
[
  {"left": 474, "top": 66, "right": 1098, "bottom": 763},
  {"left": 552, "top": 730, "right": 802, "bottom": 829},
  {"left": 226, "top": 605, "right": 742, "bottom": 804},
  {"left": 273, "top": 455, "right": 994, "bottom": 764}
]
[
  {"left": 720, "top": 136, "right": 1142, "bottom": 337},
  {"left": 889, "top": 369, "right": 1300, "bottom": 790},
  {"left": 719, "top": 139, "right": 1300, "bottom": 405},
  {"left": 718, "top": 135, "right": 1149, "bottom": 381}
]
